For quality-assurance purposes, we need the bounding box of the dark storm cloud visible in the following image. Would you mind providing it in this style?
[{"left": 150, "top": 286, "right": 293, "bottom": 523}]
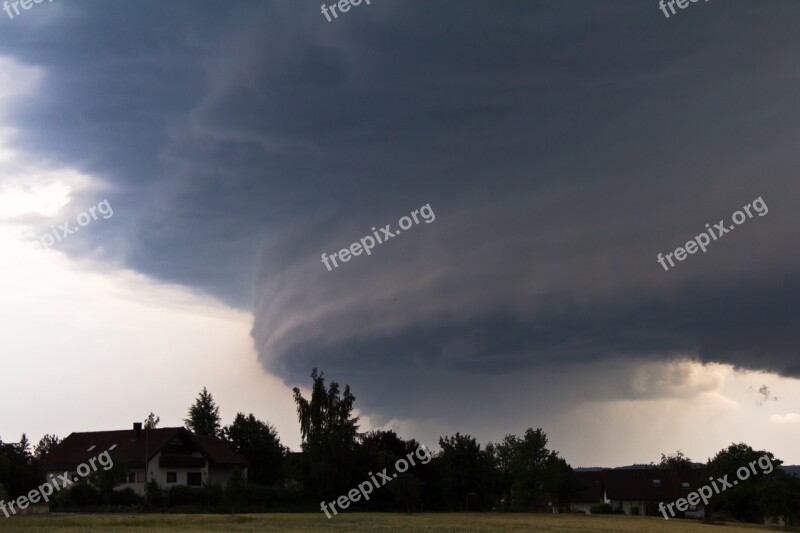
[{"left": 2, "top": 1, "right": 799, "bottom": 424}]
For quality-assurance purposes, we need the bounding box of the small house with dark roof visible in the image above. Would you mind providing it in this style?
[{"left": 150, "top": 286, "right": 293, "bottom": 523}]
[
  {"left": 572, "top": 468, "right": 704, "bottom": 517},
  {"left": 40, "top": 423, "right": 247, "bottom": 495}
]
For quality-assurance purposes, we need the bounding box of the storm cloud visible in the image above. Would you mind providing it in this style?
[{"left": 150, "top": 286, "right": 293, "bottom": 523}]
[{"left": 2, "top": 0, "right": 799, "bottom": 450}]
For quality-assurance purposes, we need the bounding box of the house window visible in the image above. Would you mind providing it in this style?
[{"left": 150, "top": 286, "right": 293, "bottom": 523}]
[
  {"left": 126, "top": 471, "right": 136, "bottom": 483},
  {"left": 187, "top": 472, "right": 202, "bottom": 487},
  {"left": 167, "top": 472, "right": 177, "bottom": 483},
  {"left": 652, "top": 479, "right": 662, "bottom": 485},
  {"left": 681, "top": 482, "right": 690, "bottom": 488}
]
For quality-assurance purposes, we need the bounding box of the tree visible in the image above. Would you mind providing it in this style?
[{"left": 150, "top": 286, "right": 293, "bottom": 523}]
[
  {"left": 544, "top": 453, "right": 582, "bottom": 511},
  {"left": 143, "top": 412, "right": 160, "bottom": 429},
  {"left": 0, "top": 437, "right": 40, "bottom": 500},
  {"left": 184, "top": 387, "right": 222, "bottom": 437},
  {"left": 494, "top": 428, "right": 551, "bottom": 510},
  {"left": 292, "top": 368, "right": 360, "bottom": 500},
  {"left": 89, "top": 452, "right": 128, "bottom": 503},
  {"left": 17, "top": 434, "right": 31, "bottom": 458},
  {"left": 437, "top": 433, "right": 495, "bottom": 511},
  {"left": 222, "top": 413, "right": 286, "bottom": 485},
  {"left": 356, "top": 430, "right": 428, "bottom": 510},
  {"left": 660, "top": 449, "right": 692, "bottom": 470},
  {"left": 490, "top": 428, "right": 579, "bottom": 511},
  {"left": 759, "top": 470, "right": 800, "bottom": 527},
  {"left": 389, "top": 472, "right": 422, "bottom": 513},
  {"left": 706, "top": 443, "right": 780, "bottom": 523},
  {"left": 34, "top": 434, "right": 62, "bottom": 460}
]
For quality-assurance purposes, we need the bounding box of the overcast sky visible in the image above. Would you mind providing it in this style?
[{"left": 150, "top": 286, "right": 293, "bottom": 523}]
[{"left": 1, "top": 0, "right": 799, "bottom": 467}]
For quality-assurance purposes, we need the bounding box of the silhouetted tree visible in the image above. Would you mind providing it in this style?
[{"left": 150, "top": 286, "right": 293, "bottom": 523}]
[
  {"left": 292, "top": 368, "right": 359, "bottom": 500},
  {"left": 143, "top": 412, "right": 161, "bottom": 429},
  {"left": 759, "top": 469, "right": 800, "bottom": 527},
  {"left": 222, "top": 413, "right": 286, "bottom": 485},
  {"left": 17, "top": 434, "right": 31, "bottom": 458},
  {"left": 355, "top": 430, "right": 428, "bottom": 510},
  {"left": 184, "top": 387, "right": 222, "bottom": 437},
  {"left": 437, "top": 433, "right": 495, "bottom": 510},
  {"left": 34, "top": 434, "right": 62, "bottom": 460},
  {"left": 706, "top": 443, "right": 780, "bottom": 523},
  {"left": 0, "top": 436, "right": 40, "bottom": 500},
  {"left": 660, "top": 449, "right": 692, "bottom": 470}
]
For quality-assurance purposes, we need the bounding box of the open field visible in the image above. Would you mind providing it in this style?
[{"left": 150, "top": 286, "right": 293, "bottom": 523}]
[{"left": 0, "top": 513, "right": 787, "bottom": 533}]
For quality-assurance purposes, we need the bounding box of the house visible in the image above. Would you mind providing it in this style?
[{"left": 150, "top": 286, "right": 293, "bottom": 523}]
[
  {"left": 572, "top": 468, "right": 704, "bottom": 517},
  {"left": 40, "top": 423, "right": 247, "bottom": 495}
]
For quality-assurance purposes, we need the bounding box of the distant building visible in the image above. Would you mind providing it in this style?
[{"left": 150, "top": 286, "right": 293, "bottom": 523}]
[
  {"left": 572, "top": 467, "right": 704, "bottom": 518},
  {"left": 40, "top": 423, "right": 247, "bottom": 495}
]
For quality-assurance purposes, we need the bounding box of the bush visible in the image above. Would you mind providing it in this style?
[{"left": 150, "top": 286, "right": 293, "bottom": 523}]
[
  {"left": 145, "top": 480, "right": 165, "bottom": 508},
  {"left": 590, "top": 503, "right": 613, "bottom": 514},
  {"left": 57, "top": 483, "right": 102, "bottom": 507},
  {"left": 242, "top": 485, "right": 305, "bottom": 510},
  {"left": 109, "top": 487, "right": 144, "bottom": 506},
  {"left": 167, "top": 484, "right": 223, "bottom": 509},
  {"left": 630, "top": 506, "right": 640, "bottom": 516},
  {"left": 167, "top": 485, "right": 195, "bottom": 506},
  {"left": 612, "top": 505, "right": 626, "bottom": 514}
]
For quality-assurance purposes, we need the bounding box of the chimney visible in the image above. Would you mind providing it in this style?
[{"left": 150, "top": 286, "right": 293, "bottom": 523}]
[{"left": 133, "top": 422, "right": 142, "bottom": 438}]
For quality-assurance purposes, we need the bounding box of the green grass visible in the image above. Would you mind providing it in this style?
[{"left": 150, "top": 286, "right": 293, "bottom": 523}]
[{"left": 0, "top": 513, "right": 788, "bottom": 532}]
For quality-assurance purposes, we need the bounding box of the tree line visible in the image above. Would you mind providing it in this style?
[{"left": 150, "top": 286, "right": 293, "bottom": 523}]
[{"left": 1, "top": 368, "right": 799, "bottom": 524}]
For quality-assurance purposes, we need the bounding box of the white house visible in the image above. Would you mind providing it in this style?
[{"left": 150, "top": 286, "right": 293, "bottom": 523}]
[{"left": 40, "top": 423, "right": 247, "bottom": 495}]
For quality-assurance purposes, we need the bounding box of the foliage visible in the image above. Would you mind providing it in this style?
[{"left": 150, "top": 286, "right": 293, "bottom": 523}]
[
  {"left": 34, "top": 434, "right": 62, "bottom": 460},
  {"left": 492, "top": 428, "right": 580, "bottom": 510},
  {"left": 145, "top": 480, "right": 165, "bottom": 507},
  {"left": 108, "top": 487, "right": 144, "bottom": 506},
  {"left": 17, "top": 434, "right": 31, "bottom": 458},
  {"left": 757, "top": 469, "right": 800, "bottom": 526},
  {"left": 224, "top": 468, "right": 247, "bottom": 512},
  {"left": 705, "top": 442, "right": 780, "bottom": 523},
  {"left": 591, "top": 503, "right": 613, "bottom": 514},
  {"left": 167, "top": 484, "right": 223, "bottom": 508},
  {"left": 292, "top": 368, "right": 360, "bottom": 500},
  {"left": 89, "top": 452, "right": 128, "bottom": 502},
  {"left": 659, "top": 449, "right": 692, "bottom": 470},
  {"left": 56, "top": 483, "right": 102, "bottom": 507},
  {"left": 388, "top": 472, "right": 422, "bottom": 513},
  {"left": 0, "top": 437, "right": 41, "bottom": 500},
  {"left": 222, "top": 413, "right": 286, "bottom": 485},
  {"left": 184, "top": 387, "right": 222, "bottom": 437},
  {"left": 143, "top": 412, "right": 161, "bottom": 429},
  {"left": 354, "top": 430, "right": 428, "bottom": 511},
  {"left": 437, "top": 433, "right": 495, "bottom": 511}
]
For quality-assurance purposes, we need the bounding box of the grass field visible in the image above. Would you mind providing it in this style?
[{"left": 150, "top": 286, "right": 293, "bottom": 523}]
[{"left": 0, "top": 513, "right": 786, "bottom": 532}]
